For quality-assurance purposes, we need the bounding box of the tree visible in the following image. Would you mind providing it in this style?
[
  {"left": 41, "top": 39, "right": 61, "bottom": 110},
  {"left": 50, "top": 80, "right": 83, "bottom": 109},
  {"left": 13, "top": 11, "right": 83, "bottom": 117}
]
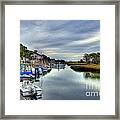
[
  {"left": 20, "top": 43, "right": 33, "bottom": 60},
  {"left": 82, "top": 52, "right": 100, "bottom": 64},
  {"left": 83, "top": 53, "right": 90, "bottom": 64},
  {"left": 89, "top": 52, "right": 100, "bottom": 64},
  {"left": 80, "top": 59, "right": 84, "bottom": 63}
]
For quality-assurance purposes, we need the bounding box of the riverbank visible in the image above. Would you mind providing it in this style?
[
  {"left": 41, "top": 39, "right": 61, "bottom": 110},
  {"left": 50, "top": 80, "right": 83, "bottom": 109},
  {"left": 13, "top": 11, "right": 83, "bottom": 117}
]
[{"left": 66, "top": 62, "right": 100, "bottom": 73}]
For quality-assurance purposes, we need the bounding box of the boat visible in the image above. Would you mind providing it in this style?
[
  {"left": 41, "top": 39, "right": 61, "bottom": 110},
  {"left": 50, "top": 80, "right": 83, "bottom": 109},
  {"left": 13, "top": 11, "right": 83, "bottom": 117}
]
[
  {"left": 20, "top": 74, "right": 35, "bottom": 82},
  {"left": 37, "top": 66, "right": 49, "bottom": 73},
  {"left": 20, "top": 74, "right": 34, "bottom": 78},
  {"left": 38, "top": 67, "right": 43, "bottom": 74},
  {"left": 20, "top": 71, "right": 33, "bottom": 75},
  {"left": 20, "top": 63, "right": 34, "bottom": 75},
  {"left": 41, "top": 66, "right": 48, "bottom": 72},
  {"left": 20, "top": 81, "right": 42, "bottom": 98}
]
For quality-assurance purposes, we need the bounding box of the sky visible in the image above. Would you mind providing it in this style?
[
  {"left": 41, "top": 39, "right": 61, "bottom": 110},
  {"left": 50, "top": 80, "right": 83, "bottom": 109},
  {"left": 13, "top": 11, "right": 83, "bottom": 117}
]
[{"left": 20, "top": 20, "right": 100, "bottom": 61}]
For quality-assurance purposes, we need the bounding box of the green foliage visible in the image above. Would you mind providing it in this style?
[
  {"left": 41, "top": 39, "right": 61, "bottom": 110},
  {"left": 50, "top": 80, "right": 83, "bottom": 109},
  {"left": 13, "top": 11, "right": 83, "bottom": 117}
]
[
  {"left": 20, "top": 43, "right": 33, "bottom": 60},
  {"left": 83, "top": 52, "right": 100, "bottom": 64}
]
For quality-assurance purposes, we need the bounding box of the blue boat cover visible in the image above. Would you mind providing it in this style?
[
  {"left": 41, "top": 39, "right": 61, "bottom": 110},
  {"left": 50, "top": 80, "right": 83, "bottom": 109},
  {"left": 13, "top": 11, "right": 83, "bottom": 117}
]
[{"left": 20, "top": 71, "right": 32, "bottom": 75}]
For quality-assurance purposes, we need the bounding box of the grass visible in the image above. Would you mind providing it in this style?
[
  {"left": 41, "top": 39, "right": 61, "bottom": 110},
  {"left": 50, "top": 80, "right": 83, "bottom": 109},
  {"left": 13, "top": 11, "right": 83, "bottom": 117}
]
[
  {"left": 66, "top": 61, "right": 87, "bottom": 66},
  {"left": 68, "top": 63, "right": 100, "bottom": 73}
]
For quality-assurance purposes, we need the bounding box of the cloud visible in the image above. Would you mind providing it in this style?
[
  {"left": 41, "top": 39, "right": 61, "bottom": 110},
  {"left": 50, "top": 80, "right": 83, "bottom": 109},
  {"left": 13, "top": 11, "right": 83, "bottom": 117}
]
[
  {"left": 20, "top": 20, "right": 100, "bottom": 60},
  {"left": 65, "top": 35, "right": 99, "bottom": 46}
]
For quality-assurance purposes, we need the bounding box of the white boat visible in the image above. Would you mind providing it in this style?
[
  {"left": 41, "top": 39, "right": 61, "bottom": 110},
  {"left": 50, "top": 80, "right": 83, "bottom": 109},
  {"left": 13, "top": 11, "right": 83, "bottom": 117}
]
[
  {"left": 20, "top": 81, "right": 42, "bottom": 97},
  {"left": 38, "top": 67, "right": 43, "bottom": 74},
  {"left": 32, "top": 67, "right": 35, "bottom": 74}
]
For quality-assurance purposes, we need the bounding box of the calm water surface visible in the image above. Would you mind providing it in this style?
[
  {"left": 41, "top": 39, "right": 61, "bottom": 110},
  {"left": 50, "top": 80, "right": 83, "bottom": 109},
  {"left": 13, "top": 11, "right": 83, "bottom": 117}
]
[{"left": 35, "top": 65, "right": 100, "bottom": 100}]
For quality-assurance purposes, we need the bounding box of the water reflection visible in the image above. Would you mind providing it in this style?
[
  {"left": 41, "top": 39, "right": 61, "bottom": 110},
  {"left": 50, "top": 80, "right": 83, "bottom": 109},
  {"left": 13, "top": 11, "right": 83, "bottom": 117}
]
[
  {"left": 21, "top": 64, "right": 100, "bottom": 100},
  {"left": 83, "top": 72, "right": 100, "bottom": 79},
  {"left": 37, "top": 65, "right": 100, "bottom": 100}
]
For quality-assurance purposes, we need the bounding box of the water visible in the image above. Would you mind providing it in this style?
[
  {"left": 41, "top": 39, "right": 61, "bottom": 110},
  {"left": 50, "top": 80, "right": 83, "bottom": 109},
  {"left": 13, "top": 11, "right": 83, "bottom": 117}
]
[{"left": 35, "top": 65, "right": 100, "bottom": 100}]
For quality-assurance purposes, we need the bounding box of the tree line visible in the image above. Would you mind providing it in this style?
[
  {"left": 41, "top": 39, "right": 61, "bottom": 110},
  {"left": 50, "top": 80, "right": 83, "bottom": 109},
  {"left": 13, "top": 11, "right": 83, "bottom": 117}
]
[
  {"left": 20, "top": 44, "right": 65, "bottom": 64},
  {"left": 80, "top": 52, "right": 100, "bottom": 64},
  {"left": 20, "top": 44, "right": 34, "bottom": 60}
]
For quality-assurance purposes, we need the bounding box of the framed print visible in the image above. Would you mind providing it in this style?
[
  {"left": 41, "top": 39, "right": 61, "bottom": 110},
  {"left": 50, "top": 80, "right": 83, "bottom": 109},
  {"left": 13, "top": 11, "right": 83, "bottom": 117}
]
[{"left": 0, "top": 0, "right": 119, "bottom": 119}]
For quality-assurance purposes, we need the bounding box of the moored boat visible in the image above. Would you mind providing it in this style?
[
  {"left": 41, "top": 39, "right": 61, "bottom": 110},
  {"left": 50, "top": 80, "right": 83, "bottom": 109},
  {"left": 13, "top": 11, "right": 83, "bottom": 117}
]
[{"left": 20, "top": 81, "right": 42, "bottom": 98}]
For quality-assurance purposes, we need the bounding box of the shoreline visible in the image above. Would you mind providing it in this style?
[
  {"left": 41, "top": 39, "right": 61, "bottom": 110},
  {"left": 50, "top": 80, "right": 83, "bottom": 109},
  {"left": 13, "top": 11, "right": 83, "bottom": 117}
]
[{"left": 67, "top": 63, "right": 100, "bottom": 73}]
